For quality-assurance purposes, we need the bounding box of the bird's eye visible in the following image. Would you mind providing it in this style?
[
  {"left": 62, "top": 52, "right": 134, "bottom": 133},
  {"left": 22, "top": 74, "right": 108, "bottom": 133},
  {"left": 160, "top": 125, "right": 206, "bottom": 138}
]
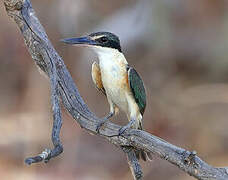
[{"left": 100, "top": 36, "right": 108, "bottom": 43}]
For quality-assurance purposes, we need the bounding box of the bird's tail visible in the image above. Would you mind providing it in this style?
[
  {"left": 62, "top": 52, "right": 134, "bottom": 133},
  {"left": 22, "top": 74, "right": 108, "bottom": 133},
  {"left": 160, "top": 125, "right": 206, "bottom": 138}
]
[{"left": 135, "top": 120, "right": 153, "bottom": 161}]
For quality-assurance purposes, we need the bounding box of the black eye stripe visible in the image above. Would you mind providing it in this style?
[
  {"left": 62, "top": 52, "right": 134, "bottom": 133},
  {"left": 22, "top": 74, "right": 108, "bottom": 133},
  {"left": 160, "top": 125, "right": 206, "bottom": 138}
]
[
  {"left": 89, "top": 32, "right": 122, "bottom": 52},
  {"left": 100, "top": 36, "right": 108, "bottom": 42}
]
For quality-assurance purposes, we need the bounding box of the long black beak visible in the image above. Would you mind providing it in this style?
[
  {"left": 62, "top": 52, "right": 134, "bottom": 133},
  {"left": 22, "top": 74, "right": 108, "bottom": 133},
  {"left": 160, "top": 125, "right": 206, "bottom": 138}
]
[{"left": 60, "top": 36, "right": 96, "bottom": 46}]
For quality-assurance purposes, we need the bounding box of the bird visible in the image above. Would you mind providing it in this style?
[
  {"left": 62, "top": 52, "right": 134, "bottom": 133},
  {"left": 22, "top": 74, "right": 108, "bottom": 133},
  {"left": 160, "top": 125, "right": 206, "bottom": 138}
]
[{"left": 61, "top": 32, "right": 150, "bottom": 161}]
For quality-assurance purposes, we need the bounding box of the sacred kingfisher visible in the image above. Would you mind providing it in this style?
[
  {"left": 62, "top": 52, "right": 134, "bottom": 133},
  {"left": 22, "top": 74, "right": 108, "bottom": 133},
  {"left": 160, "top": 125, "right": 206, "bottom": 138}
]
[{"left": 62, "top": 32, "right": 149, "bottom": 161}]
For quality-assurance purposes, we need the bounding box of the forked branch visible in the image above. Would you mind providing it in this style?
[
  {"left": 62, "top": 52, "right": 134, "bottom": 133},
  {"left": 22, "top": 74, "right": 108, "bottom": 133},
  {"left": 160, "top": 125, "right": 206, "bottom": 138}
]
[{"left": 3, "top": 0, "right": 228, "bottom": 179}]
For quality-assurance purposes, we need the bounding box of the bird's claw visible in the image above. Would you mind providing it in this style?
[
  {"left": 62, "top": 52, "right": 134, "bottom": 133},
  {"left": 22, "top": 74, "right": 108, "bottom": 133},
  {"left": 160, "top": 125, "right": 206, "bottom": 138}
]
[
  {"left": 96, "top": 114, "right": 113, "bottom": 133},
  {"left": 118, "top": 125, "right": 129, "bottom": 136},
  {"left": 118, "top": 119, "right": 135, "bottom": 136},
  {"left": 96, "top": 121, "right": 106, "bottom": 133}
]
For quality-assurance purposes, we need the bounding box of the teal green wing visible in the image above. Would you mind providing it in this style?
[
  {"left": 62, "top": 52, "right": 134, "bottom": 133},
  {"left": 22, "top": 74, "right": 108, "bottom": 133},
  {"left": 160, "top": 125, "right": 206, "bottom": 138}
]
[{"left": 127, "top": 66, "right": 146, "bottom": 115}]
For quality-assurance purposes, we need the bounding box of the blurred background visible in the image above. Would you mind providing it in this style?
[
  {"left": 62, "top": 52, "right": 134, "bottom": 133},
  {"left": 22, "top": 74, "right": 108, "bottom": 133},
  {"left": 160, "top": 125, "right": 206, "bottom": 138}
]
[{"left": 1, "top": 0, "right": 228, "bottom": 179}]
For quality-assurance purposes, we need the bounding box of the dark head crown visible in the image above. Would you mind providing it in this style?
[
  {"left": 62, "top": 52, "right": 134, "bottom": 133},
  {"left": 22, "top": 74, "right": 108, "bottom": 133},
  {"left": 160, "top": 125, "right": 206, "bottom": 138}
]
[{"left": 88, "top": 32, "right": 122, "bottom": 52}]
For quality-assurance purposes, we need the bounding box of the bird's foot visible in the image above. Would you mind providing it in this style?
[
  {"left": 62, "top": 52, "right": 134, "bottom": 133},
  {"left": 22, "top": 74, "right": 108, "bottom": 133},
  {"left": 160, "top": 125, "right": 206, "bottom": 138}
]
[
  {"left": 96, "top": 121, "right": 107, "bottom": 133},
  {"left": 96, "top": 112, "right": 114, "bottom": 133},
  {"left": 118, "top": 119, "right": 136, "bottom": 136},
  {"left": 118, "top": 125, "right": 129, "bottom": 136},
  {"left": 118, "top": 124, "right": 133, "bottom": 136}
]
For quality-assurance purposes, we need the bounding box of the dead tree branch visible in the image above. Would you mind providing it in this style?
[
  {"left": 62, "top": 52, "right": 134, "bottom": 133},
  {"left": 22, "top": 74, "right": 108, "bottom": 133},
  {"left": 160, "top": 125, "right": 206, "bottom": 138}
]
[{"left": 3, "top": 0, "right": 228, "bottom": 179}]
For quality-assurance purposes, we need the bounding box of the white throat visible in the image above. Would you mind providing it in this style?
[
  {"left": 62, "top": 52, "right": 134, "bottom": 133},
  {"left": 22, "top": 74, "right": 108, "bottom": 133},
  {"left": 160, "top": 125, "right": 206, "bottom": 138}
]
[{"left": 91, "top": 46, "right": 128, "bottom": 65}]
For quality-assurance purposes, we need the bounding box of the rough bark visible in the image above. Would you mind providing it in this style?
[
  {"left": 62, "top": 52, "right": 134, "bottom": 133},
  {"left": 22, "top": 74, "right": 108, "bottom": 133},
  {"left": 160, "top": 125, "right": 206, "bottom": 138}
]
[{"left": 3, "top": 0, "right": 228, "bottom": 179}]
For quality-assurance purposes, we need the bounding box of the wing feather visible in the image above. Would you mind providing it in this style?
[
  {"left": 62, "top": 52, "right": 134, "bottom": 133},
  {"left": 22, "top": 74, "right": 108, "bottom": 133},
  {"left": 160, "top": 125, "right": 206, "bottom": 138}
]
[{"left": 128, "top": 66, "right": 146, "bottom": 115}]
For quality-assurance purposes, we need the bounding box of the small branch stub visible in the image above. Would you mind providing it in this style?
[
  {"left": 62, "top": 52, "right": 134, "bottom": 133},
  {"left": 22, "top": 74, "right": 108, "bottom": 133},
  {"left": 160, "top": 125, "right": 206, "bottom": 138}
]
[
  {"left": 3, "top": 0, "right": 228, "bottom": 179},
  {"left": 25, "top": 149, "right": 51, "bottom": 165},
  {"left": 183, "top": 150, "right": 197, "bottom": 167}
]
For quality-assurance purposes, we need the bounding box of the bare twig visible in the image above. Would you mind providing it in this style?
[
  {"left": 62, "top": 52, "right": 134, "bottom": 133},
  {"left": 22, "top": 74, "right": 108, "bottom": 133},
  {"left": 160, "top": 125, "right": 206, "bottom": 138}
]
[
  {"left": 122, "top": 146, "right": 143, "bottom": 180},
  {"left": 3, "top": 0, "right": 228, "bottom": 179}
]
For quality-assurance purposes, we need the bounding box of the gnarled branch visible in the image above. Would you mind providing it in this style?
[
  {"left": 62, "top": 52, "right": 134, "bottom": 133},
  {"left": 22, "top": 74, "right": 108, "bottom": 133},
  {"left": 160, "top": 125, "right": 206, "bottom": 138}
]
[{"left": 3, "top": 0, "right": 228, "bottom": 179}]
